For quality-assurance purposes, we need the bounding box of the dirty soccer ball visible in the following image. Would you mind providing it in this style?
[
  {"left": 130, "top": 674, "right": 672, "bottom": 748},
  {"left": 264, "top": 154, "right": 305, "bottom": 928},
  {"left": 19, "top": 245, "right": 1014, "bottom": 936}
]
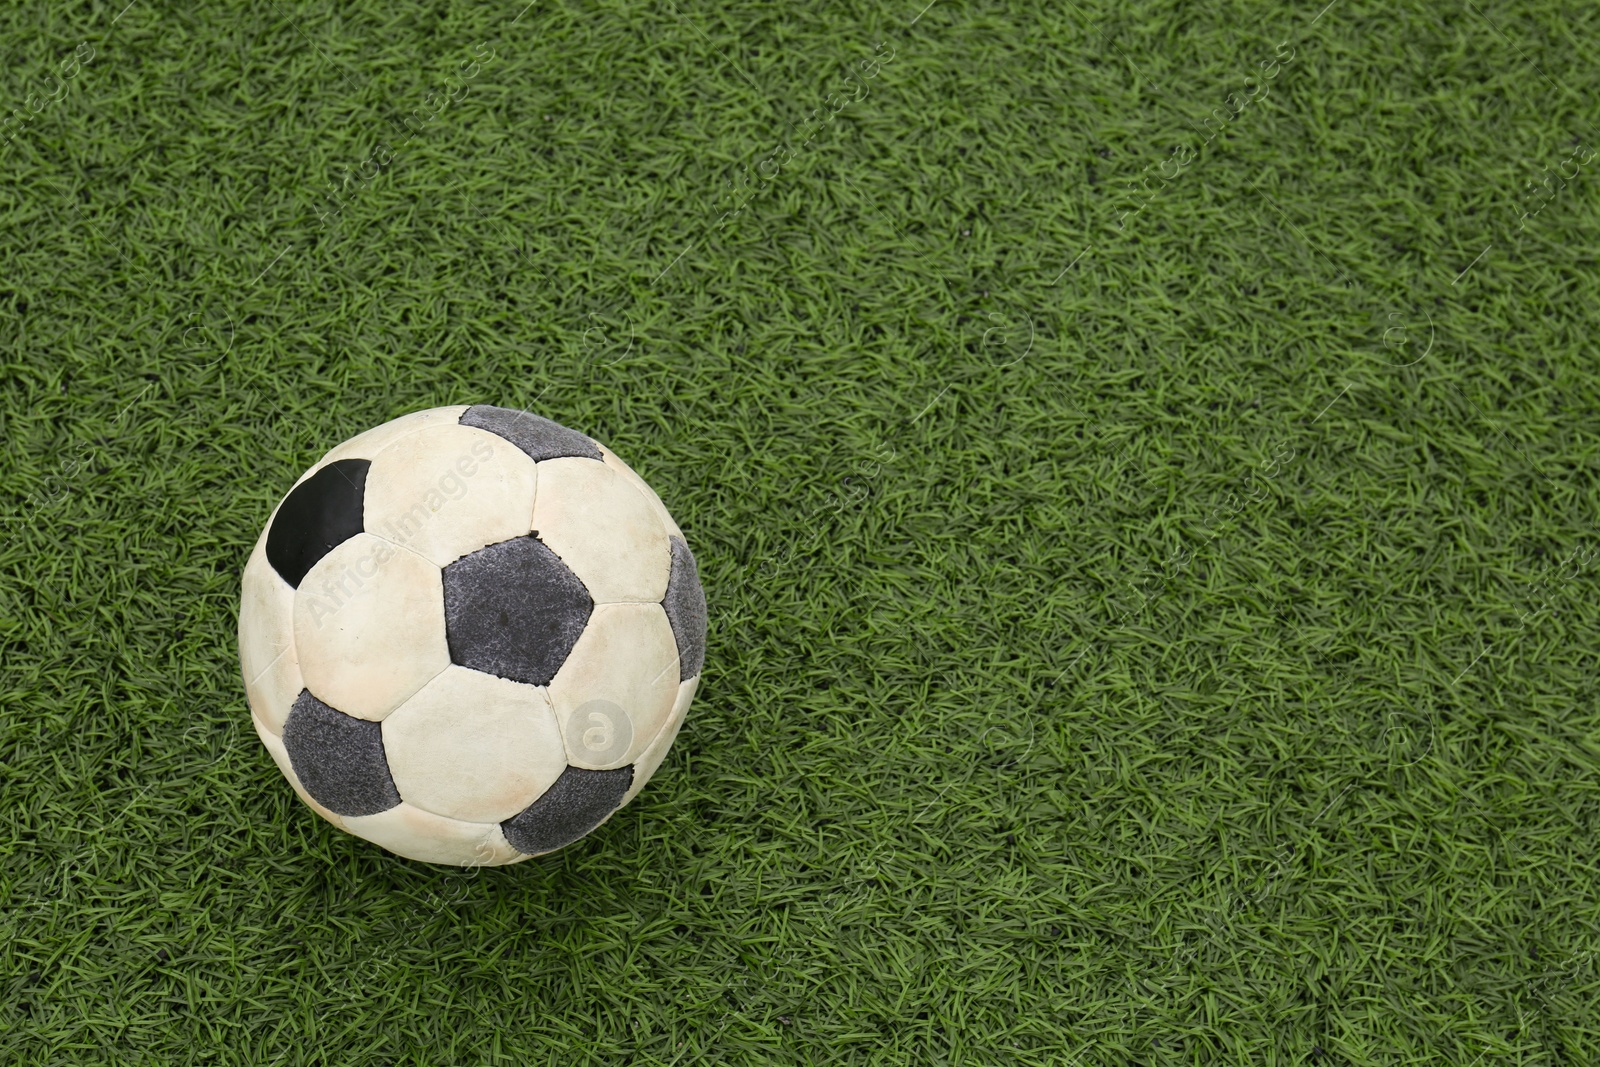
[{"left": 237, "top": 405, "right": 707, "bottom": 865}]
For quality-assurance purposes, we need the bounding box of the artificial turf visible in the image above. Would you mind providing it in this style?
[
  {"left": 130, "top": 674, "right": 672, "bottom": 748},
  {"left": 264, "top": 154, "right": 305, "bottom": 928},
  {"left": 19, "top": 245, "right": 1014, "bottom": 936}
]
[{"left": 3, "top": 0, "right": 1600, "bottom": 1062}]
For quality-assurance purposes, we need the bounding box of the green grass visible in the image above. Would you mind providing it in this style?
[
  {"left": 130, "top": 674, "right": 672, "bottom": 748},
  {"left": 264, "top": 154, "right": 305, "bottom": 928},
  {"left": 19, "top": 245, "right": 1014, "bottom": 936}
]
[{"left": 3, "top": 0, "right": 1600, "bottom": 1062}]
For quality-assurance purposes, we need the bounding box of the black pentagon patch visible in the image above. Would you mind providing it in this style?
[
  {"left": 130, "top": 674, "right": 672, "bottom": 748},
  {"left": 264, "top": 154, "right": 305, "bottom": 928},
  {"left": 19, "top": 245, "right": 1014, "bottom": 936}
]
[
  {"left": 442, "top": 535, "right": 593, "bottom": 686},
  {"left": 459, "top": 405, "right": 602, "bottom": 462},
  {"left": 281, "top": 690, "right": 401, "bottom": 818},
  {"left": 662, "top": 536, "right": 707, "bottom": 681},
  {"left": 265, "top": 459, "right": 370, "bottom": 588},
  {"left": 500, "top": 765, "right": 633, "bottom": 855}
]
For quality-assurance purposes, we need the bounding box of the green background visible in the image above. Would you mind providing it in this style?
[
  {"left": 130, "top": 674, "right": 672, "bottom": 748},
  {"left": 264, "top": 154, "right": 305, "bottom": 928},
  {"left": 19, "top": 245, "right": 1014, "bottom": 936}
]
[{"left": 3, "top": 0, "right": 1599, "bottom": 1063}]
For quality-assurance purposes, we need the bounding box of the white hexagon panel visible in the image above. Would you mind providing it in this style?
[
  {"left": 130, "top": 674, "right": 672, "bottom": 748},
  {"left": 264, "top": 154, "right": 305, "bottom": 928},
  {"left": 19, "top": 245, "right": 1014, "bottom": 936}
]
[
  {"left": 238, "top": 405, "right": 707, "bottom": 865},
  {"left": 547, "top": 603, "right": 681, "bottom": 771},
  {"left": 531, "top": 457, "right": 671, "bottom": 603}
]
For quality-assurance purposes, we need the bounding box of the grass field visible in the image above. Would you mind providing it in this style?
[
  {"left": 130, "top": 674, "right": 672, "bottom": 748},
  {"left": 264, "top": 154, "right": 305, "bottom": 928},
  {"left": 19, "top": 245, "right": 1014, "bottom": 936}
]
[{"left": 4, "top": 0, "right": 1600, "bottom": 1063}]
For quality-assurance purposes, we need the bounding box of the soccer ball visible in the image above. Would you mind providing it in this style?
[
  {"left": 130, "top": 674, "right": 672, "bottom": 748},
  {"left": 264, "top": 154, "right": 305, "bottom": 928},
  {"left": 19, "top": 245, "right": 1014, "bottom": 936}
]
[{"left": 237, "top": 405, "right": 707, "bottom": 866}]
